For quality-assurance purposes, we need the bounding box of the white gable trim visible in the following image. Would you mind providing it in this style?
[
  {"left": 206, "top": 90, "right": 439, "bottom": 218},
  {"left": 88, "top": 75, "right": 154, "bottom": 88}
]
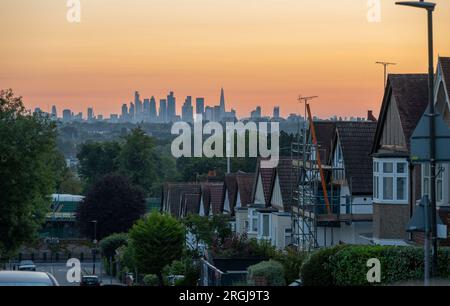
[
  {"left": 199, "top": 198, "right": 205, "bottom": 216},
  {"left": 236, "top": 191, "right": 242, "bottom": 208},
  {"left": 224, "top": 192, "right": 231, "bottom": 213},
  {"left": 254, "top": 173, "right": 265, "bottom": 205},
  {"left": 270, "top": 174, "right": 283, "bottom": 208}
]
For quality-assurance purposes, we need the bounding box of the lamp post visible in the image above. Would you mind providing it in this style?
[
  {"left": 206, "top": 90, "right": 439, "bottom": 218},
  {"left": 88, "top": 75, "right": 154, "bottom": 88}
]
[
  {"left": 91, "top": 220, "right": 98, "bottom": 275},
  {"left": 395, "top": 0, "right": 438, "bottom": 276}
]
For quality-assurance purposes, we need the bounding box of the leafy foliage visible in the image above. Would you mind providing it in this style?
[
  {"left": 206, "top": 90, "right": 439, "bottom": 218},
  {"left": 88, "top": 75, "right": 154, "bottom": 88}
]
[
  {"left": 0, "top": 89, "right": 59, "bottom": 258},
  {"left": 247, "top": 260, "right": 286, "bottom": 286},
  {"left": 211, "top": 234, "right": 277, "bottom": 259},
  {"left": 129, "top": 212, "right": 185, "bottom": 285},
  {"left": 143, "top": 274, "right": 159, "bottom": 286},
  {"left": 301, "top": 245, "right": 450, "bottom": 286},
  {"left": 99, "top": 233, "right": 129, "bottom": 258},
  {"left": 274, "top": 247, "right": 308, "bottom": 284},
  {"left": 76, "top": 174, "right": 145, "bottom": 240}
]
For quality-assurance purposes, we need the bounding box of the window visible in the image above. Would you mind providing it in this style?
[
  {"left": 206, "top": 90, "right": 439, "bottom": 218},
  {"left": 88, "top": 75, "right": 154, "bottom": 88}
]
[
  {"left": 258, "top": 213, "right": 271, "bottom": 239},
  {"left": 422, "top": 163, "right": 444, "bottom": 203},
  {"left": 248, "top": 209, "right": 258, "bottom": 233},
  {"left": 373, "top": 158, "right": 408, "bottom": 203}
]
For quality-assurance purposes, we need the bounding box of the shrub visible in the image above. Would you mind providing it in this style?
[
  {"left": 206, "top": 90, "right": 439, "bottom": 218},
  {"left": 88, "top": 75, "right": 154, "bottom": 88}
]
[
  {"left": 163, "top": 257, "right": 200, "bottom": 286},
  {"left": 143, "top": 274, "right": 159, "bottom": 286},
  {"left": 247, "top": 260, "right": 286, "bottom": 286},
  {"left": 300, "top": 244, "right": 349, "bottom": 286},
  {"left": 301, "top": 245, "right": 450, "bottom": 286},
  {"left": 274, "top": 247, "right": 308, "bottom": 285}
]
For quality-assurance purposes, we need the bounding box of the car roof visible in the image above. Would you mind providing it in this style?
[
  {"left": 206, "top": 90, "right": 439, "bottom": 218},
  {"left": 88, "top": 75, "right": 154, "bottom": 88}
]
[
  {"left": 0, "top": 271, "right": 52, "bottom": 283},
  {"left": 19, "top": 260, "right": 35, "bottom": 265}
]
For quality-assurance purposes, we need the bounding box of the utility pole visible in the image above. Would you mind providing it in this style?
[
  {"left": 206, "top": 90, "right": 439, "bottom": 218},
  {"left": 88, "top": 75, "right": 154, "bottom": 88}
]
[
  {"left": 396, "top": 0, "right": 438, "bottom": 278},
  {"left": 376, "top": 61, "right": 397, "bottom": 87}
]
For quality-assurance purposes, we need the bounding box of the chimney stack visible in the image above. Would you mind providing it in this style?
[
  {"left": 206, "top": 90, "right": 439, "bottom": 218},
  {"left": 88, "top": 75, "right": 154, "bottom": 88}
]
[{"left": 367, "top": 110, "right": 377, "bottom": 122}]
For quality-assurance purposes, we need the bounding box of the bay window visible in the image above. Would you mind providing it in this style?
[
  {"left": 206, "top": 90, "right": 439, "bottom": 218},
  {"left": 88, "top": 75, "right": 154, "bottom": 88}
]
[
  {"left": 373, "top": 158, "right": 408, "bottom": 203},
  {"left": 258, "top": 213, "right": 271, "bottom": 240}
]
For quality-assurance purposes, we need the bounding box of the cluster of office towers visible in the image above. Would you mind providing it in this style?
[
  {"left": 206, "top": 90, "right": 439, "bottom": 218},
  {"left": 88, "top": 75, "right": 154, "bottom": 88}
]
[{"left": 121, "top": 88, "right": 236, "bottom": 123}]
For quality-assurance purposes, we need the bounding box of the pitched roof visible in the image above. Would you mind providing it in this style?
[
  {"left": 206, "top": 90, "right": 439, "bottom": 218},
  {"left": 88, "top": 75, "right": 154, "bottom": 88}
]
[
  {"left": 201, "top": 182, "right": 225, "bottom": 215},
  {"left": 273, "top": 157, "right": 299, "bottom": 212},
  {"left": 224, "top": 173, "right": 238, "bottom": 211},
  {"left": 163, "top": 183, "right": 201, "bottom": 218},
  {"left": 312, "top": 121, "right": 337, "bottom": 163},
  {"left": 334, "top": 121, "right": 377, "bottom": 195},
  {"left": 372, "top": 74, "right": 428, "bottom": 153},
  {"left": 254, "top": 158, "right": 276, "bottom": 206},
  {"left": 182, "top": 193, "right": 201, "bottom": 217},
  {"left": 235, "top": 172, "right": 255, "bottom": 208},
  {"left": 440, "top": 57, "right": 450, "bottom": 98}
]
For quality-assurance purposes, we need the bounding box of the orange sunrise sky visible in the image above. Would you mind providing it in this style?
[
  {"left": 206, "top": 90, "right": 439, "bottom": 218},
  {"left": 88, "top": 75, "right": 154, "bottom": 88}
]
[{"left": 1, "top": 0, "right": 450, "bottom": 119}]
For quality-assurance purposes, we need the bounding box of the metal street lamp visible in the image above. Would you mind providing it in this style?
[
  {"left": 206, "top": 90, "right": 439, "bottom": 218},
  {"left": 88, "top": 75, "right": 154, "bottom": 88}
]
[{"left": 395, "top": 0, "right": 438, "bottom": 277}]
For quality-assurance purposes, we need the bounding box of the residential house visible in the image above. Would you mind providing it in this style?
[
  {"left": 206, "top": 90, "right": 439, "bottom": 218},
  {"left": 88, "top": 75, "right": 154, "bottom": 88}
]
[
  {"left": 329, "top": 121, "right": 377, "bottom": 244},
  {"left": 199, "top": 182, "right": 225, "bottom": 217},
  {"left": 162, "top": 183, "right": 202, "bottom": 218},
  {"left": 371, "top": 74, "right": 428, "bottom": 245}
]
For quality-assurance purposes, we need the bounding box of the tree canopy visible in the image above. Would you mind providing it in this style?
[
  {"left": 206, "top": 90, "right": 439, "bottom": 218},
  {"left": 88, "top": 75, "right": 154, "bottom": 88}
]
[
  {"left": 129, "top": 212, "right": 185, "bottom": 285},
  {"left": 76, "top": 174, "right": 145, "bottom": 240},
  {"left": 0, "top": 89, "right": 59, "bottom": 258}
]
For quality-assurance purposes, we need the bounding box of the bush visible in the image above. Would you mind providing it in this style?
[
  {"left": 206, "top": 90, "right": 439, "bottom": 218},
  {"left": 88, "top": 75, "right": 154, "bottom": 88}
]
[
  {"left": 274, "top": 247, "right": 308, "bottom": 285},
  {"left": 163, "top": 258, "right": 200, "bottom": 286},
  {"left": 100, "top": 233, "right": 129, "bottom": 258},
  {"left": 247, "top": 260, "right": 286, "bottom": 286},
  {"left": 143, "top": 274, "right": 159, "bottom": 286},
  {"left": 301, "top": 245, "right": 450, "bottom": 286},
  {"left": 300, "top": 244, "right": 349, "bottom": 286}
]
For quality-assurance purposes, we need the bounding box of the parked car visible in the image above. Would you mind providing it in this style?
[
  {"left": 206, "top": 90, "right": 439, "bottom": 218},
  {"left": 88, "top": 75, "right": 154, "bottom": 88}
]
[
  {"left": 0, "top": 271, "right": 59, "bottom": 286},
  {"left": 80, "top": 275, "right": 101, "bottom": 286},
  {"left": 17, "top": 260, "right": 36, "bottom": 271}
]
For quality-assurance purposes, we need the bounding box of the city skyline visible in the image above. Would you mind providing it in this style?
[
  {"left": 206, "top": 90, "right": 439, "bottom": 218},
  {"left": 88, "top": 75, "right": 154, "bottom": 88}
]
[{"left": 2, "top": 1, "right": 450, "bottom": 118}]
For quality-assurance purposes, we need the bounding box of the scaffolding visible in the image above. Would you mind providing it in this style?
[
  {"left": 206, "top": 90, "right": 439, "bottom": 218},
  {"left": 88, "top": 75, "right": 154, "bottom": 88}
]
[{"left": 290, "top": 102, "right": 345, "bottom": 252}]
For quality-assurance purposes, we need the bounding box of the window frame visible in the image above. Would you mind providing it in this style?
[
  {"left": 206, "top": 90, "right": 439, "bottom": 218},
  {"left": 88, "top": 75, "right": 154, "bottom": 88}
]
[{"left": 373, "top": 158, "right": 409, "bottom": 204}]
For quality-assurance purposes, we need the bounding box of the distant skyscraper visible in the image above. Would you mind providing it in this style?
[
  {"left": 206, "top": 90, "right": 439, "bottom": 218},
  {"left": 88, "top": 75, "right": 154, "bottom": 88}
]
[
  {"left": 196, "top": 97, "right": 204, "bottom": 118},
  {"left": 129, "top": 102, "right": 135, "bottom": 122},
  {"left": 251, "top": 106, "right": 261, "bottom": 120},
  {"left": 51, "top": 105, "right": 57, "bottom": 119},
  {"left": 87, "top": 107, "right": 94, "bottom": 121},
  {"left": 159, "top": 99, "right": 167, "bottom": 123},
  {"left": 219, "top": 87, "right": 226, "bottom": 120},
  {"left": 62, "top": 109, "right": 72, "bottom": 122},
  {"left": 167, "top": 91, "right": 176, "bottom": 122},
  {"left": 205, "top": 106, "right": 214, "bottom": 122},
  {"left": 213, "top": 105, "right": 221, "bottom": 122},
  {"left": 143, "top": 98, "right": 150, "bottom": 122},
  {"left": 149, "top": 96, "right": 157, "bottom": 122},
  {"left": 182, "top": 96, "right": 194, "bottom": 123},
  {"left": 121, "top": 103, "right": 128, "bottom": 122},
  {"left": 273, "top": 106, "right": 280, "bottom": 119},
  {"left": 135, "top": 91, "right": 142, "bottom": 122}
]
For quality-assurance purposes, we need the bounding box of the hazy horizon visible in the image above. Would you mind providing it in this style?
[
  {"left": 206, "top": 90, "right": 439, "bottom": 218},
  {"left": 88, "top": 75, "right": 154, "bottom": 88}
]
[{"left": 1, "top": 0, "right": 450, "bottom": 118}]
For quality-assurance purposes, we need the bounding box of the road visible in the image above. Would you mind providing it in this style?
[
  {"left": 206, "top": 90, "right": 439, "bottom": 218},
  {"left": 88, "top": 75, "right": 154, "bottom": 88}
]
[{"left": 35, "top": 261, "right": 121, "bottom": 286}]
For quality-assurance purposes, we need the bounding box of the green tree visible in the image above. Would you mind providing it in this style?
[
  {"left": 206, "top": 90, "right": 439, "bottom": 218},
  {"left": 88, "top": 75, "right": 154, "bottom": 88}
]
[
  {"left": 76, "top": 174, "right": 145, "bottom": 240},
  {"left": 118, "top": 127, "right": 158, "bottom": 195},
  {"left": 0, "top": 89, "right": 58, "bottom": 258},
  {"left": 77, "top": 141, "right": 121, "bottom": 189},
  {"left": 129, "top": 212, "right": 185, "bottom": 285}
]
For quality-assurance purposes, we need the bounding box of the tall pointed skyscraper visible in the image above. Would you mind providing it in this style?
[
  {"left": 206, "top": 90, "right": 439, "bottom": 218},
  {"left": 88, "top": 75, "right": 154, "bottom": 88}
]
[{"left": 219, "top": 87, "right": 226, "bottom": 120}]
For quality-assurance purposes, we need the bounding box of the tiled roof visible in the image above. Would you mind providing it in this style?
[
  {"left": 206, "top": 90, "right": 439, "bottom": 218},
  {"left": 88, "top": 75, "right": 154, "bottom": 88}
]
[
  {"left": 201, "top": 182, "right": 225, "bottom": 215},
  {"left": 235, "top": 172, "right": 255, "bottom": 208},
  {"left": 389, "top": 74, "right": 428, "bottom": 150},
  {"left": 440, "top": 57, "right": 450, "bottom": 98},
  {"left": 255, "top": 158, "right": 276, "bottom": 205},
  {"left": 372, "top": 74, "right": 429, "bottom": 154},
  {"left": 313, "top": 121, "right": 337, "bottom": 163},
  {"left": 273, "top": 157, "right": 299, "bottom": 212},
  {"left": 163, "top": 183, "right": 201, "bottom": 218},
  {"left": 335, "top": 121, "right": 377, "bottom": 195},
  {"left": 182, "top": 193, "right": 201, "bottom": 217},
  {"left": 224, "top": 173, "right": 238, "bottom": 212}
]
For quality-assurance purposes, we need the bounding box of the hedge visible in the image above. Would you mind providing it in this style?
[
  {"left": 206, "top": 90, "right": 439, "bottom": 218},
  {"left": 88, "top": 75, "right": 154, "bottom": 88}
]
[
  {"left": 247, "top": 260, "right": 286, "bottom": 286},
  {"left": 300, "top": 245, "right": 450, "bottom": 286}
]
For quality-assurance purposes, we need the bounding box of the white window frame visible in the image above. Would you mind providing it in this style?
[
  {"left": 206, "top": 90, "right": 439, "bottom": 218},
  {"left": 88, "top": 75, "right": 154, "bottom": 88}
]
[
  {"left": 373, "top": 158, "right": 408, "bottom": 204},
  {"left": 247, "top": 209, "right": 259, "bottom": 234},
  {"left": 258, "top": 213, "right": 272, "bottom": 240}
]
